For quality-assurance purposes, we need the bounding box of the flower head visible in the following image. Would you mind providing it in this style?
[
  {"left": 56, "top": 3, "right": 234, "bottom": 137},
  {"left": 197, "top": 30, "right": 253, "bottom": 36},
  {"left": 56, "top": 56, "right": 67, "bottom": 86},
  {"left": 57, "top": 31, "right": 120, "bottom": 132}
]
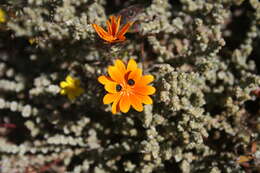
[
  {"left": 0, "top": 8, "right": 6, "bottom": 23},
  {"left": 60, "top": 75, "right": 84, "bottom": 101},
  {"left": 92, "top": 15, "right": 133, "bottom": 43},
  {"left": 98, "top": 59, "right": 156, "bottom": 114}
]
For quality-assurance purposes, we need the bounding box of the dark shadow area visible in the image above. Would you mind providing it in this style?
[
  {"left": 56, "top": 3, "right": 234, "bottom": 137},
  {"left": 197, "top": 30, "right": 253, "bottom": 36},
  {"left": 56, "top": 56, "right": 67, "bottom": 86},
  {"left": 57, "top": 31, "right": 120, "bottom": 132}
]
[{"left": 224, "top": 1, "right": 254, "bottom": 50}]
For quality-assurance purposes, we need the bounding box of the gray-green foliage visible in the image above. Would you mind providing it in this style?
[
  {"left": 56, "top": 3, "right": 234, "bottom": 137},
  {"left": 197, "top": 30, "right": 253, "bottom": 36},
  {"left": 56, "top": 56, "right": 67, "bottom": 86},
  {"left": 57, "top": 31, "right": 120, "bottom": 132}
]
[{"left": 0, "top": 0, "right": 260, "bottom": 172}]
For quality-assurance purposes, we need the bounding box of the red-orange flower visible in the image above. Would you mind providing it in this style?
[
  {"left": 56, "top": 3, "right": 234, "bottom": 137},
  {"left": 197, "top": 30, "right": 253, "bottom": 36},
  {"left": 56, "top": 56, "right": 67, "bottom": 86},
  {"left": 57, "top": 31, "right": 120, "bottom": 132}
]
[
  {"left": 92, "top": 15, "right": 133, "bottom": 43},
  {"left": 98, "top": 59, "right": 156, "bottom": 114}
]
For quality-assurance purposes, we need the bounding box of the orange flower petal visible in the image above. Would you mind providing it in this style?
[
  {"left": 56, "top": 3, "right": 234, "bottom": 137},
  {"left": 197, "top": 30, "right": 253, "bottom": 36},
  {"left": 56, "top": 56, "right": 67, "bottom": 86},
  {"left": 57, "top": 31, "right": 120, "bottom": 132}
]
[
  {"left": 130, "top": 94, "right": 143, "bottom": 112},
  {"left": 108, "top": 66, "right": 124, "bottom": 83},
  {"left": 119, "top": 94, "right": 131, "bottom": 113},
  {"left": 115, "top": 59, "right": 126, "bottom": 74},
  {"left": 103, "top": 93, "right": 119, "bottom": 104},
  {"left": 102, "top": 36, "right": 115, "bottom": 43},
  {"left": 128, "top": 68, "right": 142, "bottom": 81},
  {"left": 110, "top": 38, "right": 125, "bottom": 43},
  {"left": 136, "top": 75, "right": 154, "bottom": 86},
  {"left": 98, "top": 76, "right": 114, "bottom": 85},
  {"left": 117, "top": 36, "right": 126, "bottom": 41},
  {"left": 92, "top": 24, "right": 107, "bottom": 37},
  {"left": 104, "top": 82, "right": 118, "bottom": 93},
  {"left": 142, "top": 75, "right": 154, "bottom": 84},
  {"left": 117, "top": 22, "right": 133, "bottom": 38},
  {"left": 106, "top": 20, "right": 112, "bottom": 35},
  {"left": 133, "top": 86, "right": 156, "bottom": 95},
  {"left": 92, "top": 24, "right": 114, "bottom": 42},
  {"left": 137, "top": 95, "right": 153, "bottom": 104},
  {"left": 127, "top": 59, "right": 138, "bottom": 72},
  {"left": 112, "top": 94, "right": 121, "bottom": 114},
  {"left": 115, "top": 16, "right": 121, "bottom": 36},
  {"left": 110, "top": 16, "right": 117, "bottom": 36}
]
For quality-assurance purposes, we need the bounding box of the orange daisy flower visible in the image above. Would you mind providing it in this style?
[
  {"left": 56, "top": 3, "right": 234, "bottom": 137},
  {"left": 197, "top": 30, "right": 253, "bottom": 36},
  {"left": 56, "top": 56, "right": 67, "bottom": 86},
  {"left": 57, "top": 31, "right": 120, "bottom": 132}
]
[
  {"left": 98, "top": 59, "right": 156, "bottom": 114},
  {"left": 92, "top": 15, "right": 133, "bottom": 43}
]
